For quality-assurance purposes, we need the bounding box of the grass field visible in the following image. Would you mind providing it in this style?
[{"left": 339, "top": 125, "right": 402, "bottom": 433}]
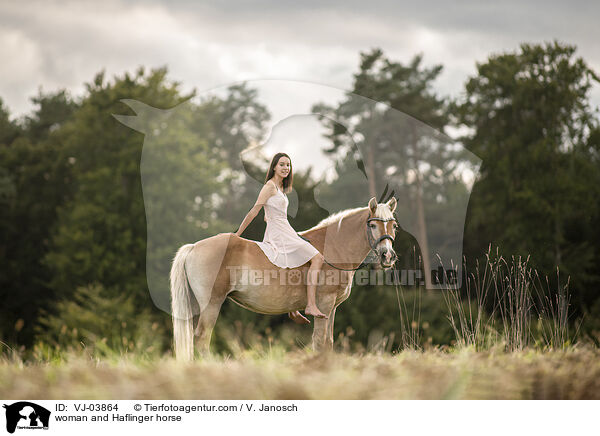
[
  {"left": 2, "top": 254, "right": 594, "bottom": 400},
  {"left": 1, "top": 346, "right": 599, "bottom": 400}
]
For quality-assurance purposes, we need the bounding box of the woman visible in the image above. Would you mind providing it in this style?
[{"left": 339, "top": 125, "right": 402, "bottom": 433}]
[{"left": 235, "top": 152, "right": 327, "bottom": 321}]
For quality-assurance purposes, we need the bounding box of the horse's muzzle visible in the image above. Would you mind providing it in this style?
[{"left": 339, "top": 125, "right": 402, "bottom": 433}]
[{"left": 379, "top": 248, "right": 397, "bottom": 269}]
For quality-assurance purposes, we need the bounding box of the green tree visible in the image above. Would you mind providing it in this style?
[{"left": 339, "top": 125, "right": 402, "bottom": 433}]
[
  {"left": 0, "top": 99, "right": 19, "bottom": 202},
  {"left": 41, "top": 68, "right": 188, "bottom": 311},
  {"left": 456, "top": 41, "right": 600, "bottom": 322},
  {"left": 115, "top": 84, "right": 270, "bottom": 314},
  {"left": 205, "top": 83, "right": 271, "bottom": 229},
  {"left": 313, "top": 48, "right": 470, "bottom": 288},
  {"left": 0, "top": 98, "right": 21, "bottom": 145},
  {"left": 0, "top": 91, "right": 78, "bottom": 344},
  {"left": 23, "top": 89, "right": 78, "bottom": 142},
  {"left": 0, "top": 67, "right": 273, "bottom": 349}
]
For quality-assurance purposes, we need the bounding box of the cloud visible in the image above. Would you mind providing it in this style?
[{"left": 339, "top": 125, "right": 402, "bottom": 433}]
[{"left": 1, "top": 0, "right": 598, "bottom": 119}]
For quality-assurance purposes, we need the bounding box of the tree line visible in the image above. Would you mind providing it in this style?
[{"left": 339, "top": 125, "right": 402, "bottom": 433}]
[{"left": 1, "top": 40, "right": 598, "bottom": 353}]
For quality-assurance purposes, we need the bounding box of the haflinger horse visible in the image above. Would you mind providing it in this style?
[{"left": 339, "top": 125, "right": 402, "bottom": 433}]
[{"left": 170, "top": 196, "right": 398, "bottom": 360}]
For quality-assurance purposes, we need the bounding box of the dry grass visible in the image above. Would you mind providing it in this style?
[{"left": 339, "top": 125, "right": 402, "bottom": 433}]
[{"left": 1, "top": 346, "right": 599, "bottom": 400}]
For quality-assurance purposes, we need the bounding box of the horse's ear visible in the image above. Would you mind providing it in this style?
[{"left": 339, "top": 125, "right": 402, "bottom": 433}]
[
  {"left": 387, "top": 197, "right": 397, "bottom": 213},
  {"left": 368, "top": 197, "right": 378, "bottom": 215}
]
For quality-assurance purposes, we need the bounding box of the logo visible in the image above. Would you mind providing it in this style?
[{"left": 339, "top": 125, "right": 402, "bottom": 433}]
[
  {"left": 113, "top": 79, "right": 481, "bottom": 317},
  {"left": 3, "top": 402, "right": 50, "bottom": 434}
]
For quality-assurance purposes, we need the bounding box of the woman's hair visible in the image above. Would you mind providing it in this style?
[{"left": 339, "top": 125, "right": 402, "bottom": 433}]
[{"left": 264, "top": 152, "right": 293, "bottom": 193}]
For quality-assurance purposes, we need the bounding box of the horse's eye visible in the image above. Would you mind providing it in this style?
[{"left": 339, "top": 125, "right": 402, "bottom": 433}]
[{"left": 369, "top": 223, "right": 376, "bottom": 228}]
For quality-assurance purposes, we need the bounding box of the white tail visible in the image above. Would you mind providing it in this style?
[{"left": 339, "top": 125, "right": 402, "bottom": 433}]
[{"left": 170, "top": 244, "right": 196, "bottom": 361}]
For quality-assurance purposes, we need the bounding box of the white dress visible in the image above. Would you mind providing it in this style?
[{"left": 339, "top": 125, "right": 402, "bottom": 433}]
[{"left": 254, "top": 183, "right": 320, "bottom": 268}]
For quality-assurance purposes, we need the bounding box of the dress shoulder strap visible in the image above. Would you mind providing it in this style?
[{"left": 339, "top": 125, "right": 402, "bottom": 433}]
[{"left": 268, "top": 179, "right": 279, "bottom": 191}]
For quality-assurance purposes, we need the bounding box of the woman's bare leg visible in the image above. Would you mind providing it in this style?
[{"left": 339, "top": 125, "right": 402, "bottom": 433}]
[{"left": 305, "top": 253, "right": 327, "bottom": 318}]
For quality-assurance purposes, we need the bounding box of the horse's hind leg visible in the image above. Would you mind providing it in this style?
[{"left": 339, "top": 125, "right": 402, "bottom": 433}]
[
  {"left": 194, "top": 294, "right": 225, "bottom": 355},
  {"left": 185, "top": 234, "right": 232, "bottom": 355}
]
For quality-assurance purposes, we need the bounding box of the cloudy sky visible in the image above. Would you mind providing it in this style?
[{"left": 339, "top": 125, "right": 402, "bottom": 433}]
[{"left": 2, "top": 0, "right": 599, "bottom": 122}]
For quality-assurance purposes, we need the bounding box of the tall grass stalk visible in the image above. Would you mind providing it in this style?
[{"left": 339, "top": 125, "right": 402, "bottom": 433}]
[
  {"left": 531, "top": 268, "right": 579, "bottom": 349},
  {"left": 441, "top": 246, "right": 575, "bottom": 351},
  {"left": 441, "top": 253, "right": 497, "bottom": 350},
  {"left": 393, "top": 246, "right": 423, "bottom": 350},
  {"left": 494, "top": 255, "right": 534, "bottom": 351}
]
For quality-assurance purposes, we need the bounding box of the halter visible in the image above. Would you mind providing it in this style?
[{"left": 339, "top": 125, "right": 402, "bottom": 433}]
[
  {"left": 315, "top": 214, "right": 398, "bottom": 272},
  {"left": 366, "top": 217, "right": 396, "bottom": 251}
]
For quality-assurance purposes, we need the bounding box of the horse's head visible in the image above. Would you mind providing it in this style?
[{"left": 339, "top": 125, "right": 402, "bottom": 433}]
[{"left": 367, "top": 197, "right": 398, "bottom": 269}]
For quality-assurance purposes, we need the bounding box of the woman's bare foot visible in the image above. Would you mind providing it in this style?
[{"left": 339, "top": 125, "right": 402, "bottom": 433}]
[
  {"left": 305, "top": 305, "right": 328, "bottom": 319},
  {"left": 288, "top": 311, "right": 310, "bottom": 324}
]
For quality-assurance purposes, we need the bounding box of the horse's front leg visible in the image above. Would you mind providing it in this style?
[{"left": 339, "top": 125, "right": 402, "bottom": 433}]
[
  {"left": 312, "top": 317, "right": 328, "bottom": 352},
  {"left": 325, "top": 307, "right": 337, "bottom": 350},
  {"left": 312, "top": 294, "right": 336, "bottom": 351}
]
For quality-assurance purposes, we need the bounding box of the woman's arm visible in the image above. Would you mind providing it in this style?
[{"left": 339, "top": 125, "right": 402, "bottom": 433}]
[{"left": 235, "top": 182, "right": 276, "bottom": 236}]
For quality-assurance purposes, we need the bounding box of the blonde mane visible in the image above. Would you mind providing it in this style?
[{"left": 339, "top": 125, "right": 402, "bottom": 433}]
[{"left": 300, "top": 202, "right": 394, "bottom": 234}]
